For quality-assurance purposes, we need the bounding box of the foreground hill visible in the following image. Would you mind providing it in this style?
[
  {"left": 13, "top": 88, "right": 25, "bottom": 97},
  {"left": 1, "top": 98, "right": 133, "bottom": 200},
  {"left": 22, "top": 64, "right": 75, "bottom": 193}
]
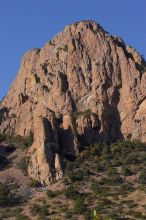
[
  {"left": 0, "top": 20, "right": 146, "bottom": 185},
  {"left": 1, "top": 136, "right": 146, "bottom": 219}
]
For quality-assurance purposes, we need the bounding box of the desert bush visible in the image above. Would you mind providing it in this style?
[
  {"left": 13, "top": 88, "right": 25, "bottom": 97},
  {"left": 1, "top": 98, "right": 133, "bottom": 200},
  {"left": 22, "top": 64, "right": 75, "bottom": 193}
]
[
  {"left": 84, "top": 209, "right": 92, "bottom": 220},
  {"left": 121, "top": 165, "right": 133, "bottom": 176},
  {"left": 106, "top": 166, "right": 117, "bottom": 176},
  {"left": 0, "top": 183, "right": 12, "bottom": 207},
  {"left": 89, "top": 146, "right": 100, "bottom": 157},
  {"left": 1, "top": 207, "right": 30, "bottom": 220},
  {"left": 64, "top": 185, "right": 79, "bottom": 200},
  {"left": 15, "top": 213, "right": 30, "bottom": 220},
  {"left": 91, "top": 181, "right": 100, "bottom": 193},
  {"left": 30, "top": 204, "right": 49, "bottom": 219},
  {"left": 47, "top": 189, "right": 61, "bottom": 198},
  {"left": 73, "top": 197, "right": 86, "bottom": 214},
  {"left": 131, "top": 211, "right": 144, "bottom": 218},
  {"left": 64, "top": 210, "right": 73, "bottom": 219},
  {"left": 72, "top": 170, "right": 84, "bottom": 182},
  {"left": 0, "top": 133, "right": 6, "bottom": 142},
  {"left": 0, "top": 132, "right": 34, "bottom": 148},
  {"left": 80, "top": 149, "right": 90, "bottom": 159},
  {"left": 95, "top": 163, "right": 104, "bottom": 172},
  {"left": 83, "top": 168, "right": 91, "bottom": 179},
  {"left": 118, "top": 183, "right": 134, "bottom": 195},
  {"left": 0, "top": 183, "right": 20, "bottom": 207},
  {"left": 23, "top": 132, "right": 34, "bottom": 148},
  {"left": 102, "top": 160, "right": 111, "bottom": 171},
  {"left": 112, "top": 157, "right": 122, "bottom": 166},
  {"left": 17, "top": 157, "right": 28, "bottom": 173},
  {"left": 0, "top": 207, "right": 23, "bottom": 218},
  {"left": 124, "top": 154, "right": 139, "bottom": 165},
  {"left": 64, "top": 44, "right": 68, "bottom": 52},
  {"left": 107, "top": 174, "right": 123, "bottom": 185},
  {"left": 28, "top": 179, "right": 41, "bottom": 188},
  {"left": 138, "top": 169, "right": 146, "bottom": 184},
  {"left": 74, "top": 156, "right": 84, "bottom": 167},
  {"left": 1, "top": 134, "right": 23, "bottom": 145}
]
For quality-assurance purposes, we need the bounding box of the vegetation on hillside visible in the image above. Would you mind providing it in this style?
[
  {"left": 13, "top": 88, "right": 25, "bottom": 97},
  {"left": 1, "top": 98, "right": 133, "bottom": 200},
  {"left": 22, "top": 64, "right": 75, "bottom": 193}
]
[
  {"left": 0, "top": 132, "right": 34, "bottom": 148},
  {"left": 1, "top": 139, "right": 146, "bottom": 219}
]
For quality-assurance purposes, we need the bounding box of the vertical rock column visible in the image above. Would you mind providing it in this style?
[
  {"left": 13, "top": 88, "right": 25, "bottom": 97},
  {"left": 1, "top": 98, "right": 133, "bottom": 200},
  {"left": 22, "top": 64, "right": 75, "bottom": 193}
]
[{"left": 27, "top": 109, "right": 63, "bottom": 185}]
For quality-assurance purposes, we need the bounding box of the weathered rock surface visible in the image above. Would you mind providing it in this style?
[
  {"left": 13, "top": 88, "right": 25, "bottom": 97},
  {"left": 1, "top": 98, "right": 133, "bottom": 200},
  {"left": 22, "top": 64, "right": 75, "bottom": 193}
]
[{"left": 0, "top": 20, "right": 146, "bottom": 184}]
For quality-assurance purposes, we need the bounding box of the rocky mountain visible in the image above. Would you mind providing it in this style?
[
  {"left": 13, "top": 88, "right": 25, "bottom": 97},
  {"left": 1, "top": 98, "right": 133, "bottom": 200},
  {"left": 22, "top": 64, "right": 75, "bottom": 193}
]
[{"left": 0, "top": 20, "right": 146, "bottom": 185}]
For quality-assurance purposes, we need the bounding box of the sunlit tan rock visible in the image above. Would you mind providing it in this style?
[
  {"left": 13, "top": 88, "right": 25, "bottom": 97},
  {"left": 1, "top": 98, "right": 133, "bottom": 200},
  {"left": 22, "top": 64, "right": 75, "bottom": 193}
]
[{"left": 1, "top": 20, "right": 146, "bottom": 184}]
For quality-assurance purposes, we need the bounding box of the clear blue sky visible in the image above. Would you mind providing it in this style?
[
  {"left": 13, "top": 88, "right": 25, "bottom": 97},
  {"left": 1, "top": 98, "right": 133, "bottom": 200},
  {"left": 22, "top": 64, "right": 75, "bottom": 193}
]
[{"left": 0, "top": 0, "right": 146, "bottom": 100}]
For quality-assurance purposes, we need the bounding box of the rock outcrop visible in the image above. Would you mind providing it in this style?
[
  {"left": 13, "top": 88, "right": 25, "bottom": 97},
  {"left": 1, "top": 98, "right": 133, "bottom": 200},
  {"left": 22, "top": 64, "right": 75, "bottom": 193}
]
[{"left": 0, "top": 20, "right": 146, "bottom": 184}]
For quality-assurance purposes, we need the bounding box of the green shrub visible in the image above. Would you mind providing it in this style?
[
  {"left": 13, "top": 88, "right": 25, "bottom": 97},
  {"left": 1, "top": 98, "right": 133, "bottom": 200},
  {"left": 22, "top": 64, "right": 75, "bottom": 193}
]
[
  {"left": 48, "top": 40, "right": 55, "bottom": 46},
  {"left": 95, "top": 163, "right": 104, "bottom": 172},
  {"left": 106, "top": 173, "right": 123, "bottom": 185},
  {"left": 118, "top": 184, "right": 134, "bottom": 195},
  {"left": 0, "top": 183, "right": 12, "bottom": 207},
  {"left": 2, "top": 134, "right": 23, "bottom": 145},
  {"left": 84, "top": 211, "right": 91, "bottom": 220},
  {"left": 99, "top": 197, "right": 112, "bottom": 206},
  {"left": 102, "top": 160, "right": 111, "bottom": 171},
  {"left": 64, "top": 185, "right": 79, "bottom": 200},
  {"left": 0, "top": 133, "right": 6, "bottom": 142},
  {"left": 69, "top": 170, "right": 84, "bottom": 182},
  {"left": 64, "top": 210, "right": 73, "bottom": 219},
  {"left": 23, "top": 132, "right": 34, "bottom": 148},
  {"left": 121, "top": 165, "right": 133, "bottom": 176},
  {"left": 0, "top": 207, "right": 23, "bottom": 218},
  {"left": 112, "top": 157, "right": 122, "bottom": 166},
  {"left": 83, "top": 168, "right": 91, "bottom": 179},
  {"left": 30, "top": 204, "right": 49, "bottom": 219},
  {"left": 15, "top": 213, "right": 30, "bottom": 220},
  {"left": 64, "top": 44, "right": 68, "bottom": 52},
  {"left": 73, "top": 197, "right": 86, "bottom": 214},
  {"left": 74, "top": 156, "right": 84, "bottom": 167},
  {"left": 28, "top": 179, "right": 41, "bottom": 188},
  {"left": 68, "top": 170, "right": 85, "bottom": 183},
  {"left": 0, "top": 132, "right": 34, "bottom": 149},
  {"left": 0, "top": 183, "right": 19, "bottom": 207},
  {"left": 124, "top": 154, "right": 139, "bottom": 165},
  {"left": 47, "top": 190, "right": 61, "bottom": 198},
  {"left": 131, "top": 211, "right": 143, "bottom": 218},
  {"left": 91, "top": 181, "right": 100, "bottom": 194},
  {"left": 139, "top": 170, "right": 146, "bottom": 184},
  {"left": 106, "top": 166, "right": 117, "bottom": 176},
  {"left": 17, "top": 157, "right": 28, "bottom": 174}
]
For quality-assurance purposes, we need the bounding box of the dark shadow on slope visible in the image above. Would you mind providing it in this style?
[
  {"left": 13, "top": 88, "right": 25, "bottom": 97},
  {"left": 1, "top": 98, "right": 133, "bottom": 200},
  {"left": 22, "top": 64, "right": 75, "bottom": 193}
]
[
  {"left": 58, "top": 126, "right": 76, "bottom": 161},
  {"left": 78, "top": 121, "right": 101, "bottom": 146},
  {"left": 101, "top": 88, "right": 124, "bottom": 143}
]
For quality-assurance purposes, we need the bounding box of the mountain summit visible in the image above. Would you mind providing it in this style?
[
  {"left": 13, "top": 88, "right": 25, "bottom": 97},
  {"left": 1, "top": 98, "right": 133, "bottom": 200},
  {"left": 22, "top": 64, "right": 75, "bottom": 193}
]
[{"left": 0, "top": 20, "right": 146, "bottom": 184}]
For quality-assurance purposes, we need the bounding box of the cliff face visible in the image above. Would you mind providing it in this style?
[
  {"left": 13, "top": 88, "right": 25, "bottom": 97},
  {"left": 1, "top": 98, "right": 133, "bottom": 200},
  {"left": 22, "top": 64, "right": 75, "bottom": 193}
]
[{"left": 1, "top": 20, "right": 146, "bottom": 184}]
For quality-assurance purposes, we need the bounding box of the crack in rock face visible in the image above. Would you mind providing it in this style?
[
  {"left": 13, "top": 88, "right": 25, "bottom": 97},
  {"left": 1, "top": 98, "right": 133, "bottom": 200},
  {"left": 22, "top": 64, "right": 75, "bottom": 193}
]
[{"left": 0, "top": 20, "right": 146, "bottom": 185}]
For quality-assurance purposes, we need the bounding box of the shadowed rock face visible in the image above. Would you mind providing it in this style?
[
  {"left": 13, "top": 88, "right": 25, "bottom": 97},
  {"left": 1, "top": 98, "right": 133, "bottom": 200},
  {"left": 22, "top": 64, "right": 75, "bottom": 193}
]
[{"left": 0, "top": 20, "right": 146, "bottom": 184}]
